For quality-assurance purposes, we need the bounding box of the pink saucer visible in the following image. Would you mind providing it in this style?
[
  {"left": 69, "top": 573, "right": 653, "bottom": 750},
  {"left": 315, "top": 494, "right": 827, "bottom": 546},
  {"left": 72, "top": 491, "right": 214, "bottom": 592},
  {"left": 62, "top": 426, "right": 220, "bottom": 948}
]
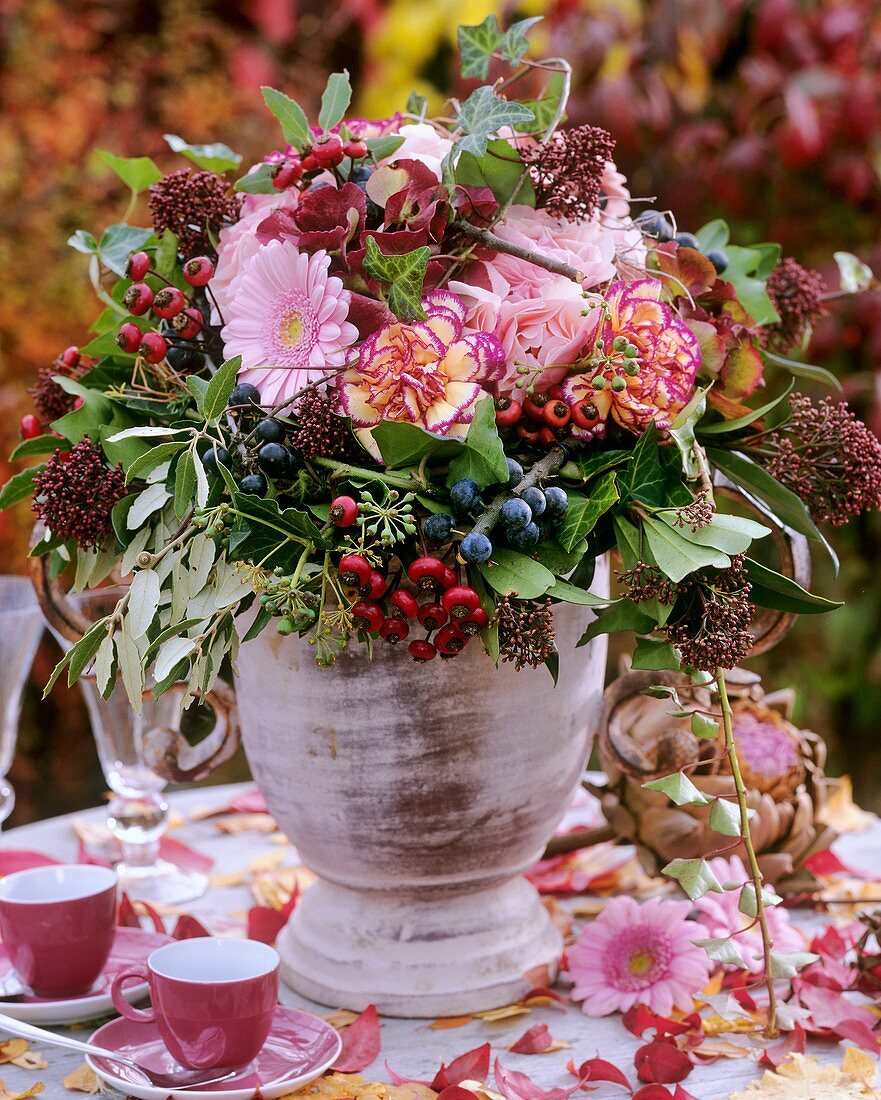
[
  {"left": 87, "top": 1005, "right": 342, "bottom": 1100},
  {"left": 0, "top": 926, "right": 172, "bottom": 1025}
]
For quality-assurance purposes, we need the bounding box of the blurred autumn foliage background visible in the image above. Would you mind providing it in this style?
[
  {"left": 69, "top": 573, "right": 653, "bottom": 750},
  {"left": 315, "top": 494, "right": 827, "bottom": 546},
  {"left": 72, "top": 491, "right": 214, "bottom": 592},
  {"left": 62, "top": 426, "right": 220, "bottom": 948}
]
[{"left": 2, "top": 0, "right": 881, "bottom": 825}]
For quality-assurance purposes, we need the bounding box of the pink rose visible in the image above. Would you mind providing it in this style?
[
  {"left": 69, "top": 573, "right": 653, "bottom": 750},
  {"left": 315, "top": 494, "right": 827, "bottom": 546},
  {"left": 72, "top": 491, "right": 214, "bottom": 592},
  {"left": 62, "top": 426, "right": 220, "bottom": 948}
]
[{"left": 383, "top": 122, "right": 454, "bottom": 179}]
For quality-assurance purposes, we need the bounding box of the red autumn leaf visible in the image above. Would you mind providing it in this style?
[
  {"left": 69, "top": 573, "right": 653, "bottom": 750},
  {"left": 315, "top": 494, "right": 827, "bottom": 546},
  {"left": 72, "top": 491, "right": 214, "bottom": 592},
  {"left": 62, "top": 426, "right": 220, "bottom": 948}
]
[
  {"left": 634, "top": 1041, "right": 693, "bottom": 1085},
  {"left": 494, "top": 1058, "right": 588, "bottom": 1100},
  {"left": 567, "top": 1057, "right": 632, "bottom": 1091},
  {"left": 117, "top": 891, "right": 142, "bottom": 928},
  {"left": 731, "top": 987, "right": 757, "bottom": 1013},
  {"left": 246, "top": 886, "right": 298, "bottom": 945},
  {"left": 331, "top": 1004, "right": 382, "bottom": 1072},
  {"left": 171, "top": 913, "right": 211, "bottom": 939},
  {"left": 230, "top": 788, "right": 268, "bottom": 814},
  {"left": 672, "top": 1088, "right": 700, "bottom": 1100},
  {"left": 431, "top": 1043, "right": 491, "bottom": 1089},
  {"left": 632, "top": 1088, "right": 672, "bottom": 1100},
  {"left": 796, "top": 982, "right": 876, "bottom": 1032},
  {"left": 810, "top": 924, "right": 850, "bottom": 960},
  {"left": 509, "top": 1025, "right": 556, "bottom": 1055},
  {"left": 384, "top": 1061, "right": 431, "bottom": 1088},
  {"left": 521, "top": 987, "right": 568, "bottom": 1010},
  {"left": 760, "top": 1024, "right": 806, "bottom": 1069},
  {"left": 623, "top": 1006, "right": 697, "bottom": 1039},
  {"left": 833, "top": 1017, "right": 881, "bottom": 1052},
  {"left": 437, "top": 1087, "right": 485, "bottom": 1100}
]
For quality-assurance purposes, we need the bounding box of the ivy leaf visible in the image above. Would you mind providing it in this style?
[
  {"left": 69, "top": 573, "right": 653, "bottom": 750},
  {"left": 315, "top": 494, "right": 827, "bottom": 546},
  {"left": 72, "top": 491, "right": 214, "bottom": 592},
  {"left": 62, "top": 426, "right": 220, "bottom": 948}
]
[
  {"left": 458, "top": 16, "right": 503, "bottom": 78},
  {"left": 202, "top": 356, "right": 242, "bottom": 421},
  {"left": 738, "top": 882, "right": 782, "bottom": 918},
  {"left": 371, "top": 420, "right": 463, "bottom": 468},
  {"left": 477, "top": 548, "right": 555, "bottom": 600},
  {"left": 643, "top": 772, "right": 710, "bottom": 807},
  {"left": 318, "top": 71, "right": 352, "bottom": 131},
  {"left": 98, "top": 224, "right": 154, "bottom": 277},
  {"left": 691, "top": 712, "right": 719, "bottom": 739},
  {"left": 632, "top": 636, "right": 680, "bottom": 670},
  {"left": 261, "top": 87, "right": 311, "bottom": 149},
  {"left": 362, "top": 237, "right": 429, "bottom": 321},
  {"left": 0, "top": 466, "right": 43, "bottom": 509},
  {"left": 642, "top": 515, "right": 731, "bottom": 582},
  {"left": 499, "top": 16, "right": 543, "bottom": 63},
  {"left": 455, "top": 87, "right": 535, "bottom": 158},
  {"left": 662, "top": 857, "right": 724, "bottom": 901},
  {"left": 769, "top": 951, "right": 820, "bottom": 979},
  {"left": 693, "top": 936, "right": 747, "bottom": 969},
  {"left": 744, "top": 558, "right": 842, "bottom": 615},
  {"left": 234, "top": 164, "right": 277, "bottom": 195},
  {"left": 68, "top": 229, "right": 99, "bottom": 256},
  {"left": 455, "top": 139, "right": 534, "bottom": 207},
  {"left": 228, "top": 494, "right": 328, "bottom": 573},
  {"left": 97, "top": 150, "right": 163, "bottom": 192},
  {"left": 163, "top": 134, "right": 241, "bottom": 173},
  {"left": 695, "top": 219, "right": 730, "bottom": 253},
  {"left": 723, "top": 244, "right": 780, "bottom": 325},
  {"left": 447, "top": 395, "right": 508, "bottom": 488},
  {"left": 557, "top": 471, "right": 619, "bottom": 552},
  {"left": 709, "top": 798, "right": 742, "bottom": 837}
]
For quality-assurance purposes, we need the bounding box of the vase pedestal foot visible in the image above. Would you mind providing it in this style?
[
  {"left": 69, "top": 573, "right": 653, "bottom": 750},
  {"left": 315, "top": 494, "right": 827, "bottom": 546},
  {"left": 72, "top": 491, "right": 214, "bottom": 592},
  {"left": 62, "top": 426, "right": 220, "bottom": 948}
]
[{"left": 276, "top": 875, "right": 562, "bottom": 1018}]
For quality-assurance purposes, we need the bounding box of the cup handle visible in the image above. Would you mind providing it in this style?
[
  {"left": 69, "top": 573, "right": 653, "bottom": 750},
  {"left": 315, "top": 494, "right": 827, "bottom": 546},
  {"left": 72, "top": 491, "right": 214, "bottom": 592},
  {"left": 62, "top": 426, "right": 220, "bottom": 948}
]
[{"left": 110, "top": 966, "right": 155, "bottom": 1022}]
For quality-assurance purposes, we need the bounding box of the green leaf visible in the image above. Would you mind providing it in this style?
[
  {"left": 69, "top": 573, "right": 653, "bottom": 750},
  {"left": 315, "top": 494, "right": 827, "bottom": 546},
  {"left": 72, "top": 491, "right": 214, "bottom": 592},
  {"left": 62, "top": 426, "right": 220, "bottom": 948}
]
[
  {"left": 761, "top": 349, "right": 842, "bottom": 392},
  {"left": 655, "top": 512, "right": 771, "bottom": 556},
  {"left": 457, "top": 15, "right": 503, "bottom": 78},
  {"left": 77, "top": 327, "right": 133, "bottom": 359},
  {"left": 241, "top": 606, "right": 273, "bottom": 643},
  {"left": 365, "top": 136, "right": 405, "bottom": 162},
  {"left": 723, "top": 244, "right": 780, "bottom": 325},
  {"left": 738, "top": 882, "right": 781, "bottom": 918},
  {"left": 202, "top": 356, "right": 242, "bottom": 421},
  {"left": 447, "top": 396, "right": 508, "bottom": 488},
  {"left": 97, "top": 150, "right": 162, "bottom": 192},
  {"left": 10, "top": 435, "right": 62, "bottom": 460},
  {"left": 127, "top": 568, "right": 160, "bottom": 640},
  {"left": 698, "top": 383, "right": 794, "bottom": 435},
  {"left": 455, "top": 87, "right": 535, "bottom": 158},
  {"left": 235, "top": 164, "right": 277, "bottom": 195},
  {"left": 691, "top": 712, "right": 719, "bottom": 739},
  {"left": 186, "top": 375, "right": 210, "bottom": 414},
  {"left": 632, "top": 636, "right": 680, "bottom": 670},
  {"left": 66, "top": 620, "right": 109, "bottom": 685},
  {"left": 695, "top": 219, "right": 730, "bottom": 253},
  {"left": 709, "top": 798, "right": 742, "bottom": 836},
  {"left": 362, "top": 237, "right": 430, "bottom": 320},
  {"left": 643, "top": 515, "right": 730, "bottom": 582},
  {"left": 68, "top": 229, "right": 98, "bottom": 255},
  {"left": 454, "top": 139, "right": 534, "bottom": 208},
  {"left": 405, "top": 91, "right": 428, "bottom": 118},
  {"left": 768, "top": 951, "right": 819, "bottom": 979},
  {"left": 693, "top": 936, "right": 746, "bottom": 969},
  {"left": 318, "top": 71, "right": 352, "bottom": 131},
  {"left": 154, "top": 230, "right": 180, "bottom": 278},
  {"left": 228, "top": 493, "right": 327, "bottom": 572},
  {"left": 163, "top": 134, "right": 242, "bottom": 174},
  {"left": 545, "top": 578, "right": 610, "bottom": 607},
  {"left": 174, "top": 450, "right": 196, "bottom": 519},
  {"left": 98, "top": 224, "right": 154, "bottom": 277},
  {"left": 261, "top": 87, "right": 311, "bottom": 149},
  {"left": 707, "top": 448, "right": 823, "bottom": 543},
  {"left": 477, "top": 548, "right": 555, "bottom": 600},
  {"left": 0, "top": 466, "right": 43, "bottom": 509},
  {"left": 557, "top": 471, "right": 619, "bottom": 552},
  {"left": 643, "top": 772, "right": 710, "bottom": 806},
  {"left": 515, "top": 70, "right": 567, "bottom": 136},
  {"left": 744, "top": 557, "right": 842, "bottom": 614},
  {"left": 372, "top": 420, "right": 463, "bottom": 468},
  {"left": 619, "top": 423, "right": 691, "bottom": 509},
  {"left": 565, "top": 449, "right": 631, "bottom": 481},
  {"left": 577, "top": 601, "right": 657, "bottom": 646},
  {"left": 834, "top": 250, "right": 874, "bottom": 293},
  {"left": 534, "top": 537, "right": 585, "bottom": 575},
  {"left": 499, "top": 16, "right": 542, "bottom": 63},
  {"left": 663, "top": 857, "right": 724, "bottom": 901}
]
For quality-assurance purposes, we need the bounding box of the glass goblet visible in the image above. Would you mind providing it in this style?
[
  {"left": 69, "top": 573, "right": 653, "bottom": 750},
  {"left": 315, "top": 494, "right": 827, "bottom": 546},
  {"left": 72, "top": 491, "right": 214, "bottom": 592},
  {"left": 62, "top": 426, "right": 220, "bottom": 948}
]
[{"left": 0, "top": 576, "right": 43, "bottom": 828}]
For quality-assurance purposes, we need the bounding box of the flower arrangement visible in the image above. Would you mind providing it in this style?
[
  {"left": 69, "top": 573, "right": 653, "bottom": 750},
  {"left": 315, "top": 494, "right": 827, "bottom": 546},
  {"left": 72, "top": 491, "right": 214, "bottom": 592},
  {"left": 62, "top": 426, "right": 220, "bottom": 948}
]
[{"left": 4, "top": 16, "right": 881, "bottom": 1035}]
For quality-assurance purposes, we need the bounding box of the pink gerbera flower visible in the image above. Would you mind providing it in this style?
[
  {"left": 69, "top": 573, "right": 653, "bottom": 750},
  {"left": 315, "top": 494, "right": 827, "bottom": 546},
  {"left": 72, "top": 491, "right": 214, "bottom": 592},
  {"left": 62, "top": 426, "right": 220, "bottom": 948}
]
[
  {"left": 567, "top": 896, "right": 711, "bottom": 1017},
  {"left": 693, "top": 857, "right": 804, "bottom": 974},
  {"left": 221, "top": 239, "right": 358, "bottom": 407}
]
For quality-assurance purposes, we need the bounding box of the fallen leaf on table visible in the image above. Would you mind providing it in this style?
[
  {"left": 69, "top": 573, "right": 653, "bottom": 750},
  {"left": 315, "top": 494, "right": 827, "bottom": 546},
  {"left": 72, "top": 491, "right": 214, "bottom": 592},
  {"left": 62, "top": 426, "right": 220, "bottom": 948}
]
[
  {"left": 431, "top": 1043, "right": 491, "bottom": 1090},
  {"left": 0, "top": 1079, "right": 43, "bottom": 1099},
  {"left": 324, "top": 1010, "right": 360, "bottom": 1030},
  {"left": 842, "top": 1048, "right": 880, "bottom": 1084},
  {"left": 690, "top": 1037, "right": 753, "bottom": 1060},
  {"left": 289, "top": 1073, "right": 433, "bottom": 1100},
  {"left": 386, "top": 1084, "right": 437, "bottom": 1100},
  {"left": 474, "top": 1005, "right": 531, "bottom": 1024},
  {"left": 331, "top": 1005, "right": 381, "bottom": 1072},
  {"left": 818, "top": 777, "right": 876, "bottom": 833},
  {"left": 493, "top": 1058, "right": 586, "bottom": 1100},
  {"left": 567, "top": 1057, "right": 631, "bottom": 1091},
  {"left": 520, "top": 987, "right": 567, "bottom": 1011},
  {"left": 730, "top": 1052, "right": 877, "bottom": 1098},
  {"left": 634, "top": 1040, "right": 693, "bottom": 1085},
  {"left": 0, "top": 1042, "right": 28, "bottom": 1066},
  {"left": 429, "top": 1016, "right": 474, "bottom": 1030},
  {"left": 508, "top": 1024, "right": 570, "bottom": 1055},
  {"left": 62, "top": 1063, "right": 99, "bottom": 1093},
  {"left": 217, "top": 813, "right": 277, "bottom": 835}
]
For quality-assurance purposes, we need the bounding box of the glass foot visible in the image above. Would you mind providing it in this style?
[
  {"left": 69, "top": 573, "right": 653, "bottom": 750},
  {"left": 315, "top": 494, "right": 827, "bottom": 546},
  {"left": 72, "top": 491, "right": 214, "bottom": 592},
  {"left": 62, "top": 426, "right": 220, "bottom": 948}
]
[{"left": 116, "top": 859, "right": 209, "bottom": 906}]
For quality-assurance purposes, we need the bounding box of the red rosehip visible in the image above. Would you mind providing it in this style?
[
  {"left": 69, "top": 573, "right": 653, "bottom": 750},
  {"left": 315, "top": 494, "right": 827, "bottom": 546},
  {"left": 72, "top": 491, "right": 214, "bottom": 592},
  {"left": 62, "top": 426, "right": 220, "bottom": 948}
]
[
  {"left": 60, "top": 346, "right": 80, "bottom": 368},
  {"left": 417, "top": 602, "right": 447, "bottom": 631},
  {"left": 172, "top": 307, "right": 203, "bottom": 340},
  {"left": 272, "top": 160, "right": 303, "bottom": 190},
  {"left": 19, "top": 413, "right": 41, "bottom": 439},
  {"left": 516, "top": 422, "right": 542, "bottom": 445},
  {"left": 361, "top": 570, "right": 386, "bottom": 601},
  {"left": 329, "top": 495, "right": 358, "bottom": 527},
  {"left": 389, "top": 590, "right": 419, "bottom": 619},
  {"left": 126, "top": 251, "right": 151, "bottom": 281},
  {"left": 138, "top": 331, "right": 168, "bottom": 364},
  {"left": 301, "top": 154, "right": 318, "bottom": 172},
  {"left": 339, "top": 553, "right": 372, "bottom": 587},
  {"left": 434, "top": 622, "right": 467, "bottom": 656},
  {"left": 152, "top": 286, "right": 187, "bottom": 320},
  {"left": 536, "top": 426, "right": 558, "bottom": 446},
  {"left": 547, "top": 384, "right": 563, "bottom": 399},
  {"left": 117, "top": 322, "right": 142, "bottom": 353},
  {"left": 523, "top": 392, "right": 550, "bottom": 422},
  {"left": 351, "top": 601, "right": 384, "bottom": 634},
  {"left": 123, "top": 283, "right": 154, "bottom": 316},
  {"left": 570, "top": 399, "right": 601, "bottom": 430},
  {"left": 407, "top": 556, "right": 446, "bottom": 589},
  {"left": 408, "top": 639, "right": 437, "bottom": 663},
  {"left": 543, "top": 400, "right": 571, "bottom": 428},
  {"left": 379, "top": 617, "right": 409, "bottom": 644},
  {"left": 439, "top": 566, "right": 458, "bottom": 590},
  {"left": 442, "top": 585, "right": 480, "bottom": 620},
  {"left": 311, "top": 133, "right": 344, "bottom": 167},
  {"left": 495, "top": 396, "right": 522, "bottom": 427},
  {"left": 182, "top": 256, "right": 215, "bottom": 287},
  {"left": 343, "top": 139, "right": 368, "bottom": 159},
  {"left": 460, "top": 606, "right": 489, "bottom": 636}
]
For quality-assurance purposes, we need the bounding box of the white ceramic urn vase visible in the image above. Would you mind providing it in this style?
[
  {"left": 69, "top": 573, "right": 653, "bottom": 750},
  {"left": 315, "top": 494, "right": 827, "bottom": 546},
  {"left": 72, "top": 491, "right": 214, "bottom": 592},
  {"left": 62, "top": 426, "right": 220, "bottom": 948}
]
[{"left": 234, "top": 557, "right": 609, "bottom": 1017}]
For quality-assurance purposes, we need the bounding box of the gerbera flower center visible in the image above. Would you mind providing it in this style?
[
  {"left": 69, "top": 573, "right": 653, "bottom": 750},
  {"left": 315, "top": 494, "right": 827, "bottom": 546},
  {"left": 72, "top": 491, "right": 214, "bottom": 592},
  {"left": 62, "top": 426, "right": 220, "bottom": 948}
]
[
  {"left": 605, "top": 923, "right": 673, "bottom": 991},
  {"left": 264, "top": 288, "right": 320, "bottom": 367},
  {"left": 281, "top": 310, "right": 305, "bottom": 347}
]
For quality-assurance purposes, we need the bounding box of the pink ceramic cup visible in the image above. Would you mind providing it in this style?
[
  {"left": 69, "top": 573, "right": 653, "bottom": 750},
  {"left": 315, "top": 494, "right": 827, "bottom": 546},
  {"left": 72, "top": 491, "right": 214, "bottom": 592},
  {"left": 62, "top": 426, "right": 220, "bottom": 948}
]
[
  {"left": 0, "top": 864, "right": 118, "bottom": 997},
  {"left": 111, "top": 937, "right": 280, "bottom": 1070}
]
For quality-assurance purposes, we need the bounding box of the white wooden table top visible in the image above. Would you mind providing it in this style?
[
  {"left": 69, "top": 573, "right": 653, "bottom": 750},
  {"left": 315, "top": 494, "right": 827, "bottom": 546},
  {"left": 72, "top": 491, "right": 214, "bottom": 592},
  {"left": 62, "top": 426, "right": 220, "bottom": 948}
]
[{"left": 0, "top": 781, "right": 877, "bottom": 1100}]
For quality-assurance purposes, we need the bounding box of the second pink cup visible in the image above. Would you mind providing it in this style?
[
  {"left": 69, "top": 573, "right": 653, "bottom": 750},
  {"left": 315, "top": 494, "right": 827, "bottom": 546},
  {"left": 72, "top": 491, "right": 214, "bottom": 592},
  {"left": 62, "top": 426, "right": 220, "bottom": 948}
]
[{"left": 111, "top": 937, "right": 280, "bottom": 1069}]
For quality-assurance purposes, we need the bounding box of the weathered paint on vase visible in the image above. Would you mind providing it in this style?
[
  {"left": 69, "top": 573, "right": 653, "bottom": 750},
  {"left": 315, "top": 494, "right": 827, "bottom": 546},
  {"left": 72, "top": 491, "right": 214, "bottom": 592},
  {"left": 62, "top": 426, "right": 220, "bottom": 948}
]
[{"left": 234, "top": 558, "right": 609, "bottom": 1016}]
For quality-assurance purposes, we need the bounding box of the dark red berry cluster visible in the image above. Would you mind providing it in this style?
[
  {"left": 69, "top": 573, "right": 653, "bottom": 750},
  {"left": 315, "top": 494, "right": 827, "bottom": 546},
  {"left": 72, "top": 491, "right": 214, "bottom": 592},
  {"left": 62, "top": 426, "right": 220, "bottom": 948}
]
[
  {"left": 271, "top": 133, "right": 370, "bottom": 191},
  {"left": 495, "top": 384, "right": 601, "bottom": 446},
  {"left": 338, "top": 554, "right": 486, "bottom": 662}
]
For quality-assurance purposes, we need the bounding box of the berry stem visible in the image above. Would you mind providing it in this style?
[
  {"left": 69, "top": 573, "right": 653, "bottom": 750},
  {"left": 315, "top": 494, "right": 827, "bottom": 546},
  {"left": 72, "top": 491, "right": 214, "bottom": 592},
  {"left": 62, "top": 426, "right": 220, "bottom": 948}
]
[
  {"left": 469, "top": 445, "right": 567, "bottom": 543},
  {"left": 312, "top": 455, "right": 441, "bottom": 495},
  {"left": 716, "top": 668, "right": 779, "bottom": 1037},
  {"left": 454, "top": 222, "right": 585, "bottom": 284}
]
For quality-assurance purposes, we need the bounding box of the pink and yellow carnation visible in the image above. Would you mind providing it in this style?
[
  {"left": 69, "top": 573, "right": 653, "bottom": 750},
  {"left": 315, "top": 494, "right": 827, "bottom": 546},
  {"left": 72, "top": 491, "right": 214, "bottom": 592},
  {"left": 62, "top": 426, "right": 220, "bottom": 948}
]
[
  {"left": 221, "top": 239, "right": 358, "bottom": 407},
  {"left": 561, "top": 278, "right": 701, "bottom": 435},
  {"left": 336, "top": 290, "right": 505, "bottom": 442},
  {"left": 568, "top": 895, "right": 711, "bottom": 1017}
]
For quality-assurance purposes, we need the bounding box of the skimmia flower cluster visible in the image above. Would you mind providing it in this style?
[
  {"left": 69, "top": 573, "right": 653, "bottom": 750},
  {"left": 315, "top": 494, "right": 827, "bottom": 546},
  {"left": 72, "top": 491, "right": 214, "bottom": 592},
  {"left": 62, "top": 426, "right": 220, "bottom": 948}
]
[{"left": 2, "top": 15, "right": 878, "bottom": 709}]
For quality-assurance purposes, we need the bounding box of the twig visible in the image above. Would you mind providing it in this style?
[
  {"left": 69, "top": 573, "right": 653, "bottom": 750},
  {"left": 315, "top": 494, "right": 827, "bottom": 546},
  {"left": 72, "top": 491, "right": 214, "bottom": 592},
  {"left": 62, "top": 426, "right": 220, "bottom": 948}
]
[
  {"left": 542, "top": 824, "right": 616, "bottom": 858},
  {"left": 455, "top": 222, "right": 585, "bottom": 284},
  {"left": 469, "top": 445, "right": 568, "bottom": 544}
]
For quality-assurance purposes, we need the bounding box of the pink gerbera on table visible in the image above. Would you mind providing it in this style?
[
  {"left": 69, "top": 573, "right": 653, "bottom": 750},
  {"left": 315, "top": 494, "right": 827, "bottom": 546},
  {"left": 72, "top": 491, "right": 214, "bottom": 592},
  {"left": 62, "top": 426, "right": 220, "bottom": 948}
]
[
  {"left": 221, "top": 239, "right": 358, "bottom": 407},
  {"left": 568, "top": 895, "right": 711, "bottom": 1017}
]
